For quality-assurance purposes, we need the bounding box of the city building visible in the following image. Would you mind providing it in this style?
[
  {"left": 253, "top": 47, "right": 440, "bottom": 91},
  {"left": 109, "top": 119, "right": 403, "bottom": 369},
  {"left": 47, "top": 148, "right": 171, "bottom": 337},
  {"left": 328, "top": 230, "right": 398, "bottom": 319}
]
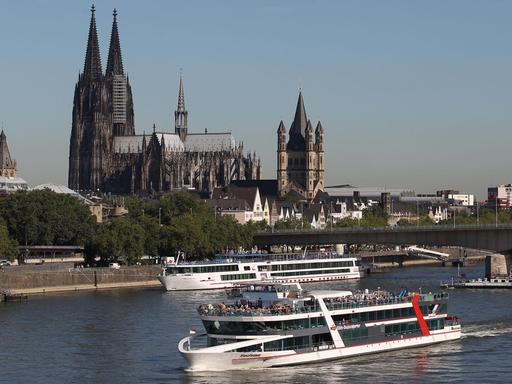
[
  {"left": 210, "top": 185, "right": 270, "bottom": 224},
  {"left": 447, "top": 193, "right": 474, "bottom": 207},
  {"left": 487, "top": 185, "right": 512, "bottom": 209},
  {"left": 69, "top": 7, "right": 259, "bottom": 195},
  {"left": 277, "top": 92, "right": 324, "bottom": 200}
]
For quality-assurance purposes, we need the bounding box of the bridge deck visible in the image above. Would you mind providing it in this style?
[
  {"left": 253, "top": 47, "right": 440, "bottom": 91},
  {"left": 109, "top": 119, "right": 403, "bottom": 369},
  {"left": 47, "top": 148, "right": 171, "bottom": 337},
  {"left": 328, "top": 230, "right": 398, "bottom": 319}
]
[{"left": 253, "top": 224, "right": 512, "bottom": 252}]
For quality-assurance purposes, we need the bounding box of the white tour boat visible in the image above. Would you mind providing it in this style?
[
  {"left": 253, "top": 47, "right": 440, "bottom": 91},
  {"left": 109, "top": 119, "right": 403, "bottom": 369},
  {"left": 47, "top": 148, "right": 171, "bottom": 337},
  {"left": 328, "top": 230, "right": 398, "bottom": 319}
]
[
  {"left": 179, "top": 282, "right": 461, "bottom": 371},
  {"left": 158, "top": 252, "right": 363, "bottom": 291}
]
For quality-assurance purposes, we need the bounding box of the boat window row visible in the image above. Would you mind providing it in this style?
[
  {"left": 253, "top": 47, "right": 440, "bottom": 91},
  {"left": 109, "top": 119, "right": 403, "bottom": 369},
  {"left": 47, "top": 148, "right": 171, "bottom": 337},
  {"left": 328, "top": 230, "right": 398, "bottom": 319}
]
[
  {"left": 220, "top": 273, "right": 256, "bottom": 281},
  {"left": 384, "top": 319, "right": 444, "bottom": 337},
  {"left": 332, "top": 304, "right": 446, "bottom": 323},
  {"left": 340, "top": 327, "right": 369, "bottom": 343},
  {"left": 260, "top": 335, "right": 335, "bottom": 353},
  {"left": 202, "top": 317, "right": 326, "bottom": 335},
  {"left": 258, "top": 261, "right": 355, "bottom": 272},
  {"left": 333, "top": 307, "right": 416, "bottom": 323},
  {"left": 270, "top": 268, "right": 351, "bottom": 277},
  {"left": 166, "top": 265, "right": 239, "bottom": 274},
  {"left": 384, "top": 321, "right": 421, "bottom": 337}
]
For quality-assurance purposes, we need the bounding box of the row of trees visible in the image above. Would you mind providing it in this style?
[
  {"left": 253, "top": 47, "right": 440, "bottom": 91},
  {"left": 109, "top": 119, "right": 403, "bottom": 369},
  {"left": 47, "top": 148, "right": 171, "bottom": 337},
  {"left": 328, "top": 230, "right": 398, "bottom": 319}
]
[
  {"left": 0, "top": 190, "right": 264, "bottom": 265},
  {"left": 3, "top": 190, "right": 512, "bottom": 264}
]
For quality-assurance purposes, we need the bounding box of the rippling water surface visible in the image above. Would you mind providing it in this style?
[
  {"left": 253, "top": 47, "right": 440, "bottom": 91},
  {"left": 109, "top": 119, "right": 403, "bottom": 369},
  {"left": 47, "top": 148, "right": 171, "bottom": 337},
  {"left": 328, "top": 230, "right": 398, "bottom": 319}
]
[{"left": 1, "top": 264, "right": 511, "bottom": 383}]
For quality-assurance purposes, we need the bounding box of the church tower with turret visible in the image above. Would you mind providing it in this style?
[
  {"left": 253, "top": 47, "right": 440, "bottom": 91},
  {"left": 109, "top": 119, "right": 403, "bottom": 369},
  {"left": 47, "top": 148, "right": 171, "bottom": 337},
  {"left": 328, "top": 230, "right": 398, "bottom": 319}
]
[
  {"left": 277, "top": 92, "right": 324, "bottom": 200},
  {"left": 68, "top": 6, "right": 134, "bottom": 192}
]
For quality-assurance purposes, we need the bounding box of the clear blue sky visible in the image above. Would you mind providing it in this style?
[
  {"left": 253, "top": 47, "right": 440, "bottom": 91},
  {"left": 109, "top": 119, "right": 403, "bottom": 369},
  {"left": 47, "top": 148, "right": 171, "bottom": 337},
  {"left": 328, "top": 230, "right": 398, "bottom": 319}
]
[{"left": 1, "top": 0, "right": 511, "bottom": 198}]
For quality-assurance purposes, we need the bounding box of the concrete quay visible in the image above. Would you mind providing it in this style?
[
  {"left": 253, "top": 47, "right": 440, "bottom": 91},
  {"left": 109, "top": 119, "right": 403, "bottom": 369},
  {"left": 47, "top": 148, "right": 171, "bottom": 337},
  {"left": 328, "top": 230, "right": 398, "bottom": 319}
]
[
  {"left": 8, "top": 280, "right": 161, "bottom": 296},
  {"left": 0, "top": 265, "right": 162, "bottom": 296}
]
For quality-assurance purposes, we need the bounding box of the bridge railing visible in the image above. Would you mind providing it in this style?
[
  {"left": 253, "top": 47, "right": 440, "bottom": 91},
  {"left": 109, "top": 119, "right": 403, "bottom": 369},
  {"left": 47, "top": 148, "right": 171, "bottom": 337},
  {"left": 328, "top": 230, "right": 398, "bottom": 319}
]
[{"left": 256, "top": 223, "right": 512, "bottom": 235}]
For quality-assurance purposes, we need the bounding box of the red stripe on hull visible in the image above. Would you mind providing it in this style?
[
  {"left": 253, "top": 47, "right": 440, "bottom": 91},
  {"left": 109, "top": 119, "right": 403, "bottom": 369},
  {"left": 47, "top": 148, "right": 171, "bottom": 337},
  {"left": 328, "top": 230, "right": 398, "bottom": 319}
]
[{"left": 412, "top": 294, "right": 430, "bottom": 336}]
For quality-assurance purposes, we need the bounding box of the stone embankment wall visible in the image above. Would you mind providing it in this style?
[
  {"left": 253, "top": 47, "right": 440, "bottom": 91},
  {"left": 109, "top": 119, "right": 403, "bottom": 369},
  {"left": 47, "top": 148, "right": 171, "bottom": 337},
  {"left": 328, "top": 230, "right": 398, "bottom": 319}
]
[{"left": 0, "top": 265, "right": 160, "bottom": 291}]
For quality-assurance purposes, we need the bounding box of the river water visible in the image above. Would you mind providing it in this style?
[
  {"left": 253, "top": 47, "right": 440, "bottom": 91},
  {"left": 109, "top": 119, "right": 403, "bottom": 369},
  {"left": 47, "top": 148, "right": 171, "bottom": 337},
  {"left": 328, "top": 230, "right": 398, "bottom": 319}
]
[{"left": 1, "top": 264, "right": 511, "bottom": 384}]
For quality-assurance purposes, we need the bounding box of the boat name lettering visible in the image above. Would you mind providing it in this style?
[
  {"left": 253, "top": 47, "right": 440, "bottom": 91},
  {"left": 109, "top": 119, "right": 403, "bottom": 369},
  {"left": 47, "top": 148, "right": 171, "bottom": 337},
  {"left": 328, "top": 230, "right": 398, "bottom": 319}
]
[{"left": 340, "top": 324, "right": 361, "bottom": 330}]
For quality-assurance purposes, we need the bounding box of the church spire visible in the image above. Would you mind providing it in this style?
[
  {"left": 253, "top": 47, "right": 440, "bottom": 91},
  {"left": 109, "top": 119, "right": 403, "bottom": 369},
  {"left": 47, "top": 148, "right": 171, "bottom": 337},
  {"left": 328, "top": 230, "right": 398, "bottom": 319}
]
[
  {"left": 83, "top": 5, "right": 102, "bottom": 81},
  {"left": 175, "top": 74, "right": 188, "bottom": 141},
  {"left": 290, "top": 91, "right": 308, "bottom": 138},
  {"left": 177, "top": 74, "right": 186, "bottom": 112},
  {"left": 106, "top": 8, "right": 124, "bottom": 76},
  {"left": 286, "top": 91, "right": 308, "bottom": 150}
]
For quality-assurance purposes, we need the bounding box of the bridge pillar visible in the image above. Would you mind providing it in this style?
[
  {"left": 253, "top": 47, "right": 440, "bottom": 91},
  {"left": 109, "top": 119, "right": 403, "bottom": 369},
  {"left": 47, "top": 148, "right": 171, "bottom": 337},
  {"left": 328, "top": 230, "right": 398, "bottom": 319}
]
[{"left": 485, "top": 254, "right": 510, "bottom": 279}]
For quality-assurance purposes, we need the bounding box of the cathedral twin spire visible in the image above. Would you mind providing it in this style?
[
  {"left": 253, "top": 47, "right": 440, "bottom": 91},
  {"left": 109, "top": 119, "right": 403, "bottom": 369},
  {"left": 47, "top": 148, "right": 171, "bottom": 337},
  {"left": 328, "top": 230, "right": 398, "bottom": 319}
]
[
  {"left": 83, "top": 5, "right": 102, "bottom": 80},
  {"left": 106, "top": 9, "right": 124, "bottom": 76},
  {"left": 83, "top": 5, "right": 124, "bottom": 80}
]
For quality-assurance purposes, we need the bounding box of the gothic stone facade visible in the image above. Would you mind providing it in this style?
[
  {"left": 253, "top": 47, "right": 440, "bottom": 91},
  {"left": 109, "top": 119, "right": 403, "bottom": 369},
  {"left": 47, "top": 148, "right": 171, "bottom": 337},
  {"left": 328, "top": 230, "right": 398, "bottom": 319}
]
[
  {"left": 68, "top": 7, "right": 259, "bottom": 195},
  {"left": 277, "top": 92, "right": 324, "bottom": 200}
]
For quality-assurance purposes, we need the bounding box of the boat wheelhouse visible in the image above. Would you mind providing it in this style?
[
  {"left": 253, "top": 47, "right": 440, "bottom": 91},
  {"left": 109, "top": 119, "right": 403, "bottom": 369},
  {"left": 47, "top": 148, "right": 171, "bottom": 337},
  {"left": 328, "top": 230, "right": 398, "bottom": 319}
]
[
  {"left": 158, "top": 252, "right": 362, "bottom": 291},
  {"left": 179, "top": 283, "right": 461, "bottom": 371}
]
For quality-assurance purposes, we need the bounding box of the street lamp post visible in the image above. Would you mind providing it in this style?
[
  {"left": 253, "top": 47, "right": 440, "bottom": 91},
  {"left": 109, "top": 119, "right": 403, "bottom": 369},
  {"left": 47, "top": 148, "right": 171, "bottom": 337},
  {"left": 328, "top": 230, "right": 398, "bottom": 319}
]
[
  {"left": 495, "top": 197, "right": 498, "bottom": 228},
  {"left": 330, "top": 201, "right": 333, "bottom": 231},
  {"left": 416, "top": 200, "right": 419, "bottom": 228},
  {"left": 301, "top": 203, "right": 304, "bottom": 230}
]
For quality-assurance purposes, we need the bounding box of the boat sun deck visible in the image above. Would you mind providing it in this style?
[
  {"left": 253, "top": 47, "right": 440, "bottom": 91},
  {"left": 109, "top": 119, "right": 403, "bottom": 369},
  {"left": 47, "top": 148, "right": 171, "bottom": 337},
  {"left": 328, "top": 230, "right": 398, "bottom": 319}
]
[{"left": 198, "top": 285, "right": 448, "bottom": 318}]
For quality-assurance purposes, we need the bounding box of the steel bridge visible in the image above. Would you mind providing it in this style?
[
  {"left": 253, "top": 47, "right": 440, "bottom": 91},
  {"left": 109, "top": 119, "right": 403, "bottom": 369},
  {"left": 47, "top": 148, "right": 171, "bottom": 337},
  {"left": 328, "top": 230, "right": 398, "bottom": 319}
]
[{"left": 253, "top": 225, "right": 512, "bottom": 253}]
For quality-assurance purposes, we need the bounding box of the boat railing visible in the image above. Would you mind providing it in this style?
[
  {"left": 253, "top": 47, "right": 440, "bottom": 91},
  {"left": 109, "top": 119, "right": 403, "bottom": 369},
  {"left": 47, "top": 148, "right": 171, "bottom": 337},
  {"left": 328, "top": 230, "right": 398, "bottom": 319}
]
[
  {"left": 324, "top": 292, "right": 448, "bottom": 311},
  {"left": 198, "top": 302, "right": 321, "bottom": 317},
  {"left": 164, "top": 252, "right": 358, "bottom": 267},
  {"left": 198, "top": 292, "right": 448, "bottom": 317},
  {"left": 197, "top": 292, "right": 448, "bottom": 316}
]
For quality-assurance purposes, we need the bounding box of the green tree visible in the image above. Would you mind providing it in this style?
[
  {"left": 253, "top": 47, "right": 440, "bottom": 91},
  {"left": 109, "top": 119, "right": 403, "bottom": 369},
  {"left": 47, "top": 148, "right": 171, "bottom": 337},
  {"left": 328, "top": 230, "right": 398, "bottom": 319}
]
[
  {"left": 0, "top": 189, "right": 95, "bottom": 246},
  {"left": 138, "top": 216, "right": 161, "bottom": 257},
  {"left": 333, "top": 217, "right": 360, "bottom": 228},
  {"left": 274, "top": 217, "right": 309, "bottom": 230},
  {"left": 359, "top": 205, "right": 388, "bottom": 227},
  {"left": 0, "top": 219, "right": 18, "bottom": 261},
  {"left": 87, "top": 217, "right": 145, "bottom": 265},
  {"left": 396, "top": 215, "right": 435, "bottom": 227}
]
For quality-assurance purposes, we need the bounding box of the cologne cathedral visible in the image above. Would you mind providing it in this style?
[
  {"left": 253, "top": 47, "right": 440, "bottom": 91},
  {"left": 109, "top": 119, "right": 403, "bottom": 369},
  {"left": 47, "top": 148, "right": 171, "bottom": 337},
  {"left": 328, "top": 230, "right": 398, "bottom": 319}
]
[{"left": 68, "top": 6, "right": 260, "bottom": 195}]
